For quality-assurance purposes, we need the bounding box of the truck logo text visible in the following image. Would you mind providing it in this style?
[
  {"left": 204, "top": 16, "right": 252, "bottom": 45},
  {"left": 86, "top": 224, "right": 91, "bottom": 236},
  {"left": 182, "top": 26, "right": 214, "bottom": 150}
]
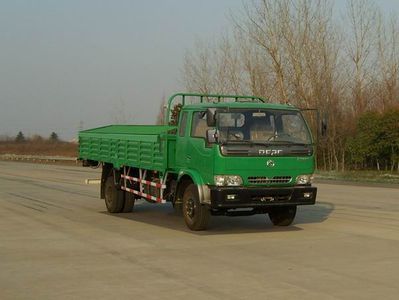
[{"left": 258, "top": 149, "right": 283, "bottom": 156}]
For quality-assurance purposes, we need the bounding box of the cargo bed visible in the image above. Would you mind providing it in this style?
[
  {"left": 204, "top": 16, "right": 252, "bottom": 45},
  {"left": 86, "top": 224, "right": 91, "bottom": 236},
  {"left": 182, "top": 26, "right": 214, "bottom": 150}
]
[{"left": 78, "top": 125, "right": 177, "bottom": 171}]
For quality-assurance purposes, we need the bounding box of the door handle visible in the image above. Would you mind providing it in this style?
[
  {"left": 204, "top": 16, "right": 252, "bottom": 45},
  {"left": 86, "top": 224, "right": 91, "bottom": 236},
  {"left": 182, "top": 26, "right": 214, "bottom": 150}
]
[{"left": 186, "top": 155, "right": 192, "bottom": 161}]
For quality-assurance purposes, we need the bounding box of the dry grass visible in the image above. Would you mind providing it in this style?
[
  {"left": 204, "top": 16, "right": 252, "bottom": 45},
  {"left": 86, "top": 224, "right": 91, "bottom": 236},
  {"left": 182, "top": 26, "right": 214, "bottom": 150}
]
[{"left": 0, "top": 141, "right": 77, "bottom": 157}]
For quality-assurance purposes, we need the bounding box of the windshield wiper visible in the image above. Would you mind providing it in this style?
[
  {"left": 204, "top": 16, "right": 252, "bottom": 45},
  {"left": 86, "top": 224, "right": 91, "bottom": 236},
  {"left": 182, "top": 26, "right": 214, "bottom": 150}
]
[
  {"left": 221, "top": 140, "right": 310, "bottom": 147},
  {"left": 267, "top": 140, "right": 309, "bottom": 146},
  {"left": 221, "top": 140, "right": 274, "bottom": 147},
  {"left": 220, "top": 140, "right": 252, "bottom": 145}
]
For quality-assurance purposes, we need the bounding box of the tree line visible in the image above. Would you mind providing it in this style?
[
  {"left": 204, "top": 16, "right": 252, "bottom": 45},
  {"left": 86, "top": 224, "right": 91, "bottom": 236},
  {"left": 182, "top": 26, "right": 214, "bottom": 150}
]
[
  {"left": 181, "top": 0, "right": 399, "bottom": 171},
  {"left": 0, "top": 131, "right": 60, "bottom": 143}
]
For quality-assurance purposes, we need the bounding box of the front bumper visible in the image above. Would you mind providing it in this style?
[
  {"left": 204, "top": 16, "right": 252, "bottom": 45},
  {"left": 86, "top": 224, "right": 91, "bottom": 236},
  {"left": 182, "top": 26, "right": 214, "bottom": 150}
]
[{"left": 209, "top": 185, "right": 317, "bottom": 209}]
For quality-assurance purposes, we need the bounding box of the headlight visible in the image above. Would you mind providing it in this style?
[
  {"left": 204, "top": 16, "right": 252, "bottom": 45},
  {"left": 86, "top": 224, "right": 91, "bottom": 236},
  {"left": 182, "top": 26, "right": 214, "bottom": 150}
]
[
  {"left": 296, "top": 174, "right": 314, "bottom": 185},
  {"left": 214, "top": 175, "right": 243, "bottom": 186}
]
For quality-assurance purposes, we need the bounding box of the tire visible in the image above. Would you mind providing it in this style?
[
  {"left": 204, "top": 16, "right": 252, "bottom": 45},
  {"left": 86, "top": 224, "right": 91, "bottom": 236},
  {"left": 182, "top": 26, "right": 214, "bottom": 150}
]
[
  {"left": 104, "top": 175, "right": 124, "bottom": 213},
  {"left": 173, "top": 201, "right": 183, "bottom": 215},
  {"left": 268, "top": 206, "right": 297, "bottom": 226},
  {"left": 182, "top": 184, "right": 210, "bottom": 231},
  {"left": 122, "top": 192, "right": 136, "bottom": 213}
]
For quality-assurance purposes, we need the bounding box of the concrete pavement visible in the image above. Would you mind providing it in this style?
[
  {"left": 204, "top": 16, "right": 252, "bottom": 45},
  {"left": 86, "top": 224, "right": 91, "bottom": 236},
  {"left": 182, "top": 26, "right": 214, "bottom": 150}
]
[{"left": 0, "top": 161, "right": 398, "bottom": 299}]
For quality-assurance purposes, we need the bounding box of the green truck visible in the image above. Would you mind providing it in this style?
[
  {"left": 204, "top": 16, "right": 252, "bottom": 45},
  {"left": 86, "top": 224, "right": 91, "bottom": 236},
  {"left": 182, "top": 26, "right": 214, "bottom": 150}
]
[{"left": 79, "top": 93, "right": 317, "bottom": 230}]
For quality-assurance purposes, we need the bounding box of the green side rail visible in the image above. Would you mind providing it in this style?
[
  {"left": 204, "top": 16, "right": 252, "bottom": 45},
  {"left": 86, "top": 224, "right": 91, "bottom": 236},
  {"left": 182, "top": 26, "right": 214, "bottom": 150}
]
[
  {"left": 78, "top": 125, "right": 176, "bottom": 170},
  {"left": 165, "top": 93, "right": 266, "bottom": 124}
]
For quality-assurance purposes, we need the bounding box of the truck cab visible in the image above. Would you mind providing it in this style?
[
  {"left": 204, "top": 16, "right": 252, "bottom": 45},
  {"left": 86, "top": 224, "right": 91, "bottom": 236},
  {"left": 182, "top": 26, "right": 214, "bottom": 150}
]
[{"left": 168, "top": 94, "right": 317, "bottom": 229}]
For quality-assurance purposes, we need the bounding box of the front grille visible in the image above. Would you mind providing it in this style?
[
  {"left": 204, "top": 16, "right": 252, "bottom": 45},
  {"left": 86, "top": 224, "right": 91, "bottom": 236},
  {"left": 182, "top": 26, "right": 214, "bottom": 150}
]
[{"left": 248, "top": 176, "right": 292, "bottom": 184}]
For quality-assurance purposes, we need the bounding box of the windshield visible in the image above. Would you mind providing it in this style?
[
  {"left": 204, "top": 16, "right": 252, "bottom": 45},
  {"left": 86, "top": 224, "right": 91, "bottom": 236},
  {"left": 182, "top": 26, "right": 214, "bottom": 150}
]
[{"left": 216, "top": 109, "right": 312, "bottom": 145}]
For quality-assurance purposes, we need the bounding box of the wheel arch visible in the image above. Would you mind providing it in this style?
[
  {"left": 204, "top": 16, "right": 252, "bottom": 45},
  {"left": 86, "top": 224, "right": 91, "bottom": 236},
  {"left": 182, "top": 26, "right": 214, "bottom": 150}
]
[{"left": 175, "top": 170, "right": 211, "bottom": 205}]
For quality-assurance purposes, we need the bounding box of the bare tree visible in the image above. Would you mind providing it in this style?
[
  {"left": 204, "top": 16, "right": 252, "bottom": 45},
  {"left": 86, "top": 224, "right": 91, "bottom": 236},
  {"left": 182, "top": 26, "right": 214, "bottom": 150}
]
[
  {"left": 181, "top": 0, "right": 399, "bottom": 171},
  {"left": 375, "top": 14, "right": 399, "bottom": 111},
  {"left": 241, "top": 0, "right": 290, "bottom": 103},
  {"left": 182, "top": 39, "right": 216, "bottom": 95},
  {"left": 345, "top": 0, "right": 377, "bottom": 115}
]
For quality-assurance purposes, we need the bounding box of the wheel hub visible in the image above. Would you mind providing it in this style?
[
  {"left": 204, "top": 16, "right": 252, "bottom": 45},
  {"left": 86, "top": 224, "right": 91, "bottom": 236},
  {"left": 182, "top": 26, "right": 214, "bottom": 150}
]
[{"left": 186, "top": 198, "right": 195, "bottom": 218}]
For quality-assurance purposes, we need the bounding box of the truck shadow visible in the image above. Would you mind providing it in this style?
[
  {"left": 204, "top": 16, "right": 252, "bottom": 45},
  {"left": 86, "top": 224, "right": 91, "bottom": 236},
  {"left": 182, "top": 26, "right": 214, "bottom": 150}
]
[
  {"left": 102, "top": 201, "right": 334, "bottom": 235},
  {"left": 295, "top": 201, "right": 335, "bottom": 224}
]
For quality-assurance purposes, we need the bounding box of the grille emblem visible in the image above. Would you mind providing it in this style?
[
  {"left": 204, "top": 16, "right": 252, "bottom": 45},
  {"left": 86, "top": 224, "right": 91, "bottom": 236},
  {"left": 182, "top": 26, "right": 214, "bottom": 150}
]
[{"left": 266, "top": 160, "right": 275, "bottom": 167}]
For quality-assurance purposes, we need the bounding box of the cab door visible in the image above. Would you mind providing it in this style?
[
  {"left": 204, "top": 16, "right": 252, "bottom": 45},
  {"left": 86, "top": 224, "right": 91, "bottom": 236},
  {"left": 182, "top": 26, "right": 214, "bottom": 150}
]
[
  {"left": 175, "top": 111, "right": 189, "bottom": 168},
  {"left": 185, "top": 111, "right": 214, "bottom": 184}
]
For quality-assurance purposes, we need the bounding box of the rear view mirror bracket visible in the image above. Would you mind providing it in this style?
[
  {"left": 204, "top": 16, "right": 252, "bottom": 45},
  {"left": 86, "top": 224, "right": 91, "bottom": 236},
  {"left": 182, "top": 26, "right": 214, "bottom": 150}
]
[
  {"left": 206, "top": 108, "right": 216, "bottom": 127},
  {"left": 206, "top": 129, "right": 218, "bottom": 144}
]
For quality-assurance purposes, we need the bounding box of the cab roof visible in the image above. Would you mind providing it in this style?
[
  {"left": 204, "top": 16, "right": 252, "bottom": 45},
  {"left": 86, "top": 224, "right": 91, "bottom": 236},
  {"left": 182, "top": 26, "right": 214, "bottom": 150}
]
[{"left": 181, "top": 101, "right": 299, "bottom": 111}]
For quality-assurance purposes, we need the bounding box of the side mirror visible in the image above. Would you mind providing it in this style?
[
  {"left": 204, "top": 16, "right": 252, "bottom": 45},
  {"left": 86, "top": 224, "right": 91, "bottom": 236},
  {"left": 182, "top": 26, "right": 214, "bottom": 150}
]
[
  {"left": 206, "top": 129, "right": 218, "bottom": 144},
  {"left": 206, "top": 108, "right": 216, "bottom": 127}
]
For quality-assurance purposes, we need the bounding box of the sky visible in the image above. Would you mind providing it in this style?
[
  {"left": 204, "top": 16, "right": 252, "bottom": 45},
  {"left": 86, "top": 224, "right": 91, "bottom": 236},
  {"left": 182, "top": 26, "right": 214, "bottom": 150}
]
[{"left": 0, "top": 0, "right": 398, "bottom": 140}]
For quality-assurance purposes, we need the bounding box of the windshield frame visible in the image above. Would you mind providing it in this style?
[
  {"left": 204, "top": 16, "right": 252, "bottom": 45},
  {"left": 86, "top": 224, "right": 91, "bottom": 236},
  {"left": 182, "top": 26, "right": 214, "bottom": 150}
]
[{"left": 215, "top": 108, "right": 313, "bottom": 146}]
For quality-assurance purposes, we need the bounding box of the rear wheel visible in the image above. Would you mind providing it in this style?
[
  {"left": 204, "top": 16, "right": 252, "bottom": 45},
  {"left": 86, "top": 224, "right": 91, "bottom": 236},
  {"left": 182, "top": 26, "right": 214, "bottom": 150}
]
[
  {"left": 122, "top": 192, "right": 136, "bottom": 213},
  {"left": 268, "top": 206, "right": 297, "bottom": 226},
  {"left": 104, "top": 175, "right": 124, "bottom": 213},
  {"left": 182, "top": 184, "right": 210, "bottom": 231}
]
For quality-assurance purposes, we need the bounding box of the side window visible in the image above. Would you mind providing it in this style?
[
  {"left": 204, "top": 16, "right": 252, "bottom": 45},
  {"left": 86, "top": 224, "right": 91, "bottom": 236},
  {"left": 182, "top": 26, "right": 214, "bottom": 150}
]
[
  {"left": 191, "top": 111, "right": 209, "bottom": 138},
  {"left": 179, "top": 112, "right": 188, "bottom": 137}
]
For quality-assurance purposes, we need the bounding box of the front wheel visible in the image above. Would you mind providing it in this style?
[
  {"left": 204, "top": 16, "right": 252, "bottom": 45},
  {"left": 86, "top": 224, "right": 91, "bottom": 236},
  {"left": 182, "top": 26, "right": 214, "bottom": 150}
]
[
  {"left": 182, "top": 184, "right": 210, "bottom": 231},
  {"left": 268, "top": 206, "right": 297, "bottom": 226}
]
